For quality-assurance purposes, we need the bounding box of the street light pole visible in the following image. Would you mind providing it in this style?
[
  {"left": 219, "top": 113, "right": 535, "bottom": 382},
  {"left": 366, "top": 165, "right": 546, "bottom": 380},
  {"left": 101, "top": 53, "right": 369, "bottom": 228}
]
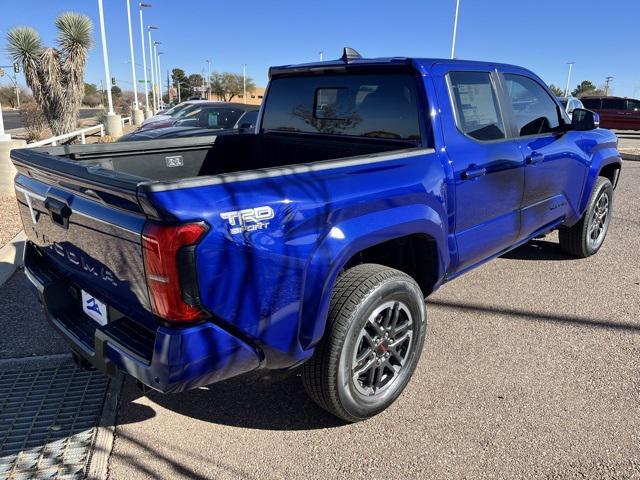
[
  {"left": 126, "top": 0, "right": 142, "bottom": 125},
  {"left": 450, "top": 0, "right": 460, "bottom": 59},
  {"left": 139, "top": 3, "right": 151, "bottom": 114},
  {"left": 147, "top": 27, "right": 157, "bottom": 111},
  {"left": 155, "top": 46, "right": 163, "bottom": 108},
  {"left": 319, "top": 51, "right": 323, "bottom": 61},
  {"left": 242, "top": 63, "right": 247, "bottom": 104},
  {"left": 97, "top": 0, "right": 114, "bottom": 115},
  {"left": 564, "top": 62, "right": 575, "bottom": 97},
  {"left": 97, "top": 0, "right": 122, "bottom": 136}
]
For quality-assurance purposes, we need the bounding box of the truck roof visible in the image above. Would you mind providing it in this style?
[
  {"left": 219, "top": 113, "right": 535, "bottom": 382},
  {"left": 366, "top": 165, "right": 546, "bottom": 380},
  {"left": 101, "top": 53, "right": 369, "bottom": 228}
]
[{"left": 269, "top": 54, "right": 530, "bottom": 78}]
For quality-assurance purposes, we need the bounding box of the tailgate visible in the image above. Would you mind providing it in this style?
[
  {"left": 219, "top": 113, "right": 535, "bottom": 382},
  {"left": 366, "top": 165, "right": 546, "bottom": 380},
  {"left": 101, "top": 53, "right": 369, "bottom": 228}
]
[{"left": 12, "top": 151, "right": 152, "bottom": 325}]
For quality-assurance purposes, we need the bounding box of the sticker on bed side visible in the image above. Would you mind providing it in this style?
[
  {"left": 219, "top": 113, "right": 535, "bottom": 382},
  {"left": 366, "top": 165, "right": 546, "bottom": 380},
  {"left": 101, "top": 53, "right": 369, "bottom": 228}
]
[{"left": 165, "top": 155, "right": 184, "bottom": 167}]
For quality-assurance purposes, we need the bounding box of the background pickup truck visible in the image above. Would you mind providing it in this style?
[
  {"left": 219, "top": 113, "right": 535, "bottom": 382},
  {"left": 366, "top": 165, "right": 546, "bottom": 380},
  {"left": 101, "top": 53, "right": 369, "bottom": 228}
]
[{"left": 11, "top": 49, "right": 621, "bottom": 422}]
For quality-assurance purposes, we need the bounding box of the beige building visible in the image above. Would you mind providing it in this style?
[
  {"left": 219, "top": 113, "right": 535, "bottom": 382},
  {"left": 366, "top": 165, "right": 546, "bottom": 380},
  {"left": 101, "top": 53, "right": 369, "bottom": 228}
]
[{"left": 209, "top": 86, "right": 266, "bottom": 105}]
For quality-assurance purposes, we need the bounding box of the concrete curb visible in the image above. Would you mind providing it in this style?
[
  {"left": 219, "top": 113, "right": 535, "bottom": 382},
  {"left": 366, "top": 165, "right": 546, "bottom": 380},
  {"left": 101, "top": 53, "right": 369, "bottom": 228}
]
[
  {"left": 0, "top": 230, "right": 26, "bottom": 287},
  {"left": 87, "top": 374, "right": 124, "bottom": 480},
  {"left": 620, "top": 152, "right": 640, "bottom": 162}
]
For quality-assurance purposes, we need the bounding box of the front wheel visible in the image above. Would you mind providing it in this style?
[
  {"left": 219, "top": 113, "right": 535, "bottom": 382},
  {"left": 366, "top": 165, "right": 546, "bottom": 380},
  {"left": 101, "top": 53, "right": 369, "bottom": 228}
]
[
  {"left": 302, "top": 264, "right": 426, "bottom": 422},
  {"left": 559, "top": 176, "right": 613, "bottom": 258}
]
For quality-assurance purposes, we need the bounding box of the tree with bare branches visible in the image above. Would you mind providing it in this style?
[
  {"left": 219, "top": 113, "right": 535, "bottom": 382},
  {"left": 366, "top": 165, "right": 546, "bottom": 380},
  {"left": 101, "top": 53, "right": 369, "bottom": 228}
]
[{"left": 6, "top": 13, "right": 92, "bottom": 136}]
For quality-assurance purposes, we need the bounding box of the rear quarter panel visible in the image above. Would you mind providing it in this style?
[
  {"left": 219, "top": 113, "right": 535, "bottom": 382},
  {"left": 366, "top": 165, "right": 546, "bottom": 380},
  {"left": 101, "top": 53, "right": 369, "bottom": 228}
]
[{"left": 146, "top": 149, "right": 449, "bottom": 368}]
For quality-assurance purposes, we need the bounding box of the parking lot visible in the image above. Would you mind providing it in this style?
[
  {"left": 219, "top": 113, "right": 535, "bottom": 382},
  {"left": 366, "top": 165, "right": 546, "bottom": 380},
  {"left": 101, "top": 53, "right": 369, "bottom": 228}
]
[{"left": 0, "top": 160, "right": 638, "bottom": 479}]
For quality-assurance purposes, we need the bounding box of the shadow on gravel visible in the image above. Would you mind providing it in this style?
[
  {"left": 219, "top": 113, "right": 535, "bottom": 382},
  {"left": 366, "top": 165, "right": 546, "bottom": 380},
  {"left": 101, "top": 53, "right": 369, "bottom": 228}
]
[
  {"left": 121, "top": 372, "right": 346, "bottom": 431},
  {"left": 428, "top": 299, "right": 640, "bottom": 332},
  {"left": 500, "top": 239, "right": 578, "bottom": 261}
]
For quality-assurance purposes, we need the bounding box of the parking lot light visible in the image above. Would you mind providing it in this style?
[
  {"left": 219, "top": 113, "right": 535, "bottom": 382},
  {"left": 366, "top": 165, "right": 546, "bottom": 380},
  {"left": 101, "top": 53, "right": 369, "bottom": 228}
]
[
  {"left": 564, "top": 62, "right": 575, "bottom": 97},
  {"left": 147, "top": 26, "right": 158, "bottom": 111},
  {"left": 139, "top": 3, "right": 152, "bottom": 112},
  {"left": 450, "top": 0, "right": 460, "bottom": 59}
]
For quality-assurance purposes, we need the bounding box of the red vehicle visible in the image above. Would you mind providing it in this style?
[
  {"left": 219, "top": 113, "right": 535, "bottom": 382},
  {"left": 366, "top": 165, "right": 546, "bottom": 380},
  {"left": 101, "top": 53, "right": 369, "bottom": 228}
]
[{"left": 581, "top": 96, "right": 640, "bottom": 130}]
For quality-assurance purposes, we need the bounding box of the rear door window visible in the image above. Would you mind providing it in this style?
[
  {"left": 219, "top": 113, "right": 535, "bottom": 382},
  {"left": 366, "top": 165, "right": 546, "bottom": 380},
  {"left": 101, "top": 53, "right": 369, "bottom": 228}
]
[
  {"left": 581, "top": 98, "right": 601, "bottom": 109},
  {"left": 448, "top": 71, "right": 506, "bottom": 141},
  {"left": 601, "top": 98, "right": 625, "bottom": 109},
  {"left": 261, "top": 73, "right": 421, "bottom": 141},
  {"left": 503, "top": 74, "right": 560, "bottom": 137}
]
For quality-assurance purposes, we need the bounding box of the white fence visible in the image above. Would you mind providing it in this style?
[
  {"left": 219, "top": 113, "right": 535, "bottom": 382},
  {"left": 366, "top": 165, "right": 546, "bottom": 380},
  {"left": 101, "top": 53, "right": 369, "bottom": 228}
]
[{"left": 26, "top": 124, "right": 104, "bottom": 148}]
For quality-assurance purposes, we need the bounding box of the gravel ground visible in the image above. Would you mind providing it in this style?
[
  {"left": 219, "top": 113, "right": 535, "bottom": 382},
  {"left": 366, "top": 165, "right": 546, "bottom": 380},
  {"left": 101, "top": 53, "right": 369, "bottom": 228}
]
[
  {"left": 109, "top": 161, "right": 640, "bottom": 480},
  {"left": 0, "top": 270, "right": 69, "bottom": 359},
  {"left": 0, "top": 195, "right": 22, "bottom": 247}
]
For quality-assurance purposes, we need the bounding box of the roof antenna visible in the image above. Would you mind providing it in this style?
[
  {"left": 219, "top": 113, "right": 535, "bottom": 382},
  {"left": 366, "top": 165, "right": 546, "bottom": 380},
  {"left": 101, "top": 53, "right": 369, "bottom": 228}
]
[{"left": 341, "top": 47, "right": 362, "bottom": 63}]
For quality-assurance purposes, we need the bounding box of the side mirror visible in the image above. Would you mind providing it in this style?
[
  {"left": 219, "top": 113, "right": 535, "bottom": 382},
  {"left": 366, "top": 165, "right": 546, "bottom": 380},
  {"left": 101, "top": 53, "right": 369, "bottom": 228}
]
[
  {"left": 237, "top": 122, "right": 255, "bottom": 131},
  {"left": 571, "top": 108, "right": 599, "bottom": 131}
]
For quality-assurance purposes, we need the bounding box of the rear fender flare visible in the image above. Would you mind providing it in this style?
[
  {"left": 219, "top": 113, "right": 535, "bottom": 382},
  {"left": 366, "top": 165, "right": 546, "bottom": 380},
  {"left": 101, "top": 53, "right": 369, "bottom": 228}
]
[{"left": 298, "top": 203, "right": 447, "bottom": 351}]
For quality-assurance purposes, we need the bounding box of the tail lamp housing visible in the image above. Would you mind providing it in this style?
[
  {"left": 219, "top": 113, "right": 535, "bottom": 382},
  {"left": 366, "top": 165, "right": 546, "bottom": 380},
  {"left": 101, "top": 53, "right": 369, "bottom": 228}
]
[{"left": 142, "top": 222, "right": 207, "bottom": 323}]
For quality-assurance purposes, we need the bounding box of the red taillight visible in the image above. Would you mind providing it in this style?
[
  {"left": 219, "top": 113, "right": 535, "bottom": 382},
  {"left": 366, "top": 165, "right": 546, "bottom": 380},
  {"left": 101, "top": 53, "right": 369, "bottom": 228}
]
[{"left": 142, "top": 222, "right": 207, "bottom": 323}]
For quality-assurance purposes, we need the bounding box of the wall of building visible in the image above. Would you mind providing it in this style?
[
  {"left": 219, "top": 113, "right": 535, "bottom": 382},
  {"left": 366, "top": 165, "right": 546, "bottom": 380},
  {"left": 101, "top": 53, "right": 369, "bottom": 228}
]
[{"left": 208, "top": 87, "right": 265, "bottom": 105}]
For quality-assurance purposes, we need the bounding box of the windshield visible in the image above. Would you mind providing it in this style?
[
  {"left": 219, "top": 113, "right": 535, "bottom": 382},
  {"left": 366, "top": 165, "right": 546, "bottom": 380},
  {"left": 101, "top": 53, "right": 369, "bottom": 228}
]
[
  {"left": 174, "top": 104, "right": 205, "bottom": 119},
  {"left": 261, "top": 73, "right": 421, "bottom": 141},
  {"left": 174, "top": 107, "right": 245, "bottom": 129},
  {"left": 164, "top": 103, "right": 191, "bottom": 117}
]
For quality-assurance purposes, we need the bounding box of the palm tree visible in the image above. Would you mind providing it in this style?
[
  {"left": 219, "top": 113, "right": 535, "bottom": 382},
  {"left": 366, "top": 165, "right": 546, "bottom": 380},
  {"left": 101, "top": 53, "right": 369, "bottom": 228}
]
[{"left": 7, "top": 13, "right": 92, "bottom": 136}]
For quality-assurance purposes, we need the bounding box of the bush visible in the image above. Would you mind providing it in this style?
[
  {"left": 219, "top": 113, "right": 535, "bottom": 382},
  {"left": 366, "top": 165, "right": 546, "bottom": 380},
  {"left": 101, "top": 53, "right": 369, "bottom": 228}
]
[
  {"left": 20, "top": 102, "right": 48, "bottom": 142},
  {"left": 83, "top": 94, "right": 101, "bottom": 107}
]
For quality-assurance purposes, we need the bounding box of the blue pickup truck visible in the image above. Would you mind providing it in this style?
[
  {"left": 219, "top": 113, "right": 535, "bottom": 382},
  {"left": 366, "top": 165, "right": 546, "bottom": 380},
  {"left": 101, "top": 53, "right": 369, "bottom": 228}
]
[{"left": 11, "top": 50, "right": 621, "bottom": 422}]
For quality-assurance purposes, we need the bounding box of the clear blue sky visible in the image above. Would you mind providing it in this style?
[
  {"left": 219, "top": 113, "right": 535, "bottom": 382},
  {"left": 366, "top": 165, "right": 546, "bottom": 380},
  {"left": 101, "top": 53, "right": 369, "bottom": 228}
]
[{"left": 0, "top": 0, "right": 638, "bottom": 97}]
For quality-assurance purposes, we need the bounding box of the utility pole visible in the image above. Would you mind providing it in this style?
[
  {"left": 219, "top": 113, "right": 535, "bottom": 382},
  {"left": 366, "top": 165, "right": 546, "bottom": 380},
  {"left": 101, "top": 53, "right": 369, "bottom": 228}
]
[
  {"left": 206, "top": 60, "right": 212, "bottom": 100},
  {"left": 148, "top": 26, "right": 158, "bottom": 111},
  {"left": 97, "top": 0, "right": 123, "bottom": 137},
  {"left": 450, "top": 0, "right": 460, "bottom": 59},
  {"left": 604, "top": 76, "right": 614, "bottom": 96},
  {"left": 564, "top": 62, "right": 575, "bottom": 97},
  {"left": 139, "top": 3, "right": 151, "bottom": 114},
  {"left": 242, "top": 64, "right": 247, "bottom": 104}
]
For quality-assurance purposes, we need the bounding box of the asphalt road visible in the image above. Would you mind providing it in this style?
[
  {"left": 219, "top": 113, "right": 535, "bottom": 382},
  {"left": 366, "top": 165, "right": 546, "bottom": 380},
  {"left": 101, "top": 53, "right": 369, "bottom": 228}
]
[
  {"left": 1, "top": 108, "right": 101, "bottom": 131},
  {"left": 106, "top": 160, "right": 640, "bottom": 479},
  {"left": 0, "top": 159, "right": 637, "bottom": 479}
]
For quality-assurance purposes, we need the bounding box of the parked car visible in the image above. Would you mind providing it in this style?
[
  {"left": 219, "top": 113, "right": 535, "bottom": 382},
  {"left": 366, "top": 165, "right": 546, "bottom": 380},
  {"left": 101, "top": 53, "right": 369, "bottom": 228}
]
[
  {"left": 11, "top": 50, "right": 621, "bottom": 422},
  {"left": 580, "top": 96, "right": 640, "bottom": 130},
  {"left": 139, "top": 100, "right": 208, "bottom": 130},
  {"left": 119, "top": 105, "right": 259, "bottom": 141},
  {"left": 557, "top": 96, "right": 584, "bottom": 120}
]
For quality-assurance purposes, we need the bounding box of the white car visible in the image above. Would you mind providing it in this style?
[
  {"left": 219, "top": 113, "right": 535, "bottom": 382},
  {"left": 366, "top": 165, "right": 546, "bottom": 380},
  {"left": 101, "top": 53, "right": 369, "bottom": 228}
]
[{"left": 558, "top": 96, "right": 584, "bottom": 120}]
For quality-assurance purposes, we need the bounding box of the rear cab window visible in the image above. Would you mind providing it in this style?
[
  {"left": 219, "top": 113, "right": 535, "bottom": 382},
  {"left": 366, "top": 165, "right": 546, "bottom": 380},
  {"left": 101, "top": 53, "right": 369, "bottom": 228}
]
[{"left": 261, "top": 73, "right": 423, "bottom": 143}]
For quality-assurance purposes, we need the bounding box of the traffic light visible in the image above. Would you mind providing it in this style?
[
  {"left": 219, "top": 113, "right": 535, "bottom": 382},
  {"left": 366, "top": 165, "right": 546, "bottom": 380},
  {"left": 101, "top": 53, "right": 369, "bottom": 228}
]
[
  {"left": 111, "top": 77, "right": 116, "bottom": 86},
  {"left": 13, "top": 63, "right": 20, "bottom": 74}
]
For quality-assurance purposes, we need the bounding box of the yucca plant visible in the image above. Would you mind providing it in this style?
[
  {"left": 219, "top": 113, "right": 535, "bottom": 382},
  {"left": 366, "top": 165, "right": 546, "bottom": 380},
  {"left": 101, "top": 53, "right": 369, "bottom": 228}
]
[{"left": 7, "top": 13, "right": 92, "bottom": 136}]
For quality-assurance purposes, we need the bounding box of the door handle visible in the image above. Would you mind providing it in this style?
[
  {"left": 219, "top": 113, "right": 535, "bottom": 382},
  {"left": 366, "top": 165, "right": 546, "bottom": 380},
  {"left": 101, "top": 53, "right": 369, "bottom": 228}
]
[
  {"left": 526, "top": 152, "right": 544, "bottom": 165},
  {"left": 462, "top": 166, "right": 487, "bottom": 180}
]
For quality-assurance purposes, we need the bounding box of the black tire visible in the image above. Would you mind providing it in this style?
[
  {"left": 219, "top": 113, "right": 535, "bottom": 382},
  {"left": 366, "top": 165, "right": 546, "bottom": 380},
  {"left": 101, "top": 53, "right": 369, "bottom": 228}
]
[
  {"left": 559, "top": 176, "right": 613, "bottom": 258},
  {"left": 302, "top": 264, "right": 426, "bottom": 422}
]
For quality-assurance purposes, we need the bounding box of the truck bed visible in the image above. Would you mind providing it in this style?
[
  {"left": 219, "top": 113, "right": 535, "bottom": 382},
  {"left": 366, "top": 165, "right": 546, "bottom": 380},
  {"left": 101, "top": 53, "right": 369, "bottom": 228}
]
[{"left": 20, "top": 132, "right": 416, "bottom": 184}]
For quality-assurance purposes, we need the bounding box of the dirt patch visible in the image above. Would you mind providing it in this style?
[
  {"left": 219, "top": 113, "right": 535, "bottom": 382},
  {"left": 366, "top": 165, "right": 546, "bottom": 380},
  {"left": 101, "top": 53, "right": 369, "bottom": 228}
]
[{"left": 0, "top": 195, "right": 22, "bottom": 247}]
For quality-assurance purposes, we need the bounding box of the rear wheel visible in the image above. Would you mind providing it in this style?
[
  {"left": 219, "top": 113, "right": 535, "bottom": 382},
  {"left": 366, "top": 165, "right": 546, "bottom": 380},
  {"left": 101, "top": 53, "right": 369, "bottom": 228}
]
[
  {"left": 302, "top": 264, "right": 426, "bottom": 422},
  {"left": 559, "top": 176, "right": 613, "bottom": 258}
]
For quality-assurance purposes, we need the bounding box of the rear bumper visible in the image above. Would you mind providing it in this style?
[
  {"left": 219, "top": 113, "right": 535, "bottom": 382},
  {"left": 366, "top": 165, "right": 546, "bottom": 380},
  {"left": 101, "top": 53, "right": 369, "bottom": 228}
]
[{"left": 24, "top": 242, "right": 261, "bottom": 393}]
